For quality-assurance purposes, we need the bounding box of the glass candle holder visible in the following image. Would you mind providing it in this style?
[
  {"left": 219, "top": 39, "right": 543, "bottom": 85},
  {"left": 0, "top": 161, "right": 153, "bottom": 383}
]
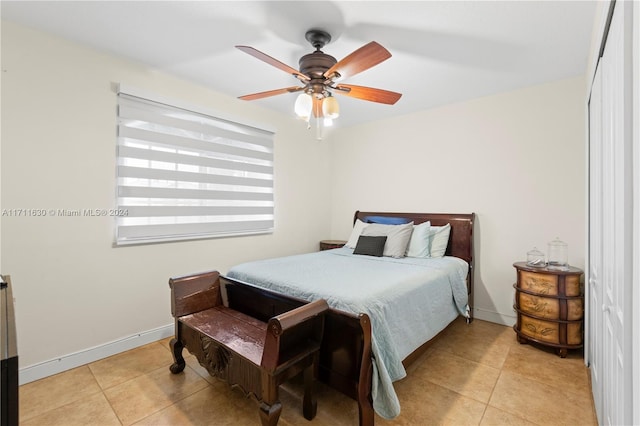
[
  {"left": 527, "top": 247, "right": 546, "bottom": 267},
  {"left": 547, "top": 237, "right": 568, "bottom": 270}
]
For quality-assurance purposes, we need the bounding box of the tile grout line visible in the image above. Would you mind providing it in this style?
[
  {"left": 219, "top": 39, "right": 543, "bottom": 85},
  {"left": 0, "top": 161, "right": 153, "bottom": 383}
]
[
  {"left": 133, "top": 364, "right": 219, "bottom": 425},
  {"left": 18, "top": 365, "right": 106, "bottom": 424},
  {"left": 484, "top": 345, "right": 548, "bottom": 426},
  {"left": 86, "top": 361, "right": 125, "bottom": 426},
  {"left": 478, "top": 342, "right": 508, "bottom": 426}
]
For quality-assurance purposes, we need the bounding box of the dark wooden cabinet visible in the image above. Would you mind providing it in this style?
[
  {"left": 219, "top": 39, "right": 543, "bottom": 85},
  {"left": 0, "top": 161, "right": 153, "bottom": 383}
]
[
  {"left": 319, "top": 240, "right": 346, "bottom": 251},
  {"left": 512, "top": 262, "right": 584, "bottom": 358}
]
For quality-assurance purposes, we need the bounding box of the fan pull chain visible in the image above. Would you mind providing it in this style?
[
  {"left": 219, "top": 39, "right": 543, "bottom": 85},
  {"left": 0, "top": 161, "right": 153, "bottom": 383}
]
[{"left": 316, "top": 118, "right": 322, "bottom": 140}]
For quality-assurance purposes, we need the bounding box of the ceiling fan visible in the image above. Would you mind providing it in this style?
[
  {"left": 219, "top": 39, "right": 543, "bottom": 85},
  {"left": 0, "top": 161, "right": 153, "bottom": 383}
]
[{"left": 236, "top": 29, "right": 402, "bottom": 122}]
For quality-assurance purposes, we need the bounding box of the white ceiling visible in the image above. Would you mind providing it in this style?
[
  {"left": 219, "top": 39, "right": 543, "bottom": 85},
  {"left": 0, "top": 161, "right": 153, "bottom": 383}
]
[{"left": 1, "top": 0, "right": 597, "bottom": 128}]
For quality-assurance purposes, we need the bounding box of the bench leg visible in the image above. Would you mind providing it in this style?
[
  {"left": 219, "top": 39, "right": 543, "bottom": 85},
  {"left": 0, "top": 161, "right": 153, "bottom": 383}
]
[
  {"left": 302, "top": 362, "right": 317, "bottom": 420},
  {"left": 258, "top": 372, "right": 283, "bottom": 426},
  {"left": 258, "top": 401, "right": 282, "bottom": 426},
  {"left": 169, "top": 338, "right": 186, "bottom": 374}
]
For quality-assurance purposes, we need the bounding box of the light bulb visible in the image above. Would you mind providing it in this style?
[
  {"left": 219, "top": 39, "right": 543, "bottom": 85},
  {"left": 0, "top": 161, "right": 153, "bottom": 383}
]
[
  {"left": 294, "top": 93, "right": 312, "bottom": 119},
  {"left": 322, "top": 95, "right": 339, "bottom": 119}
]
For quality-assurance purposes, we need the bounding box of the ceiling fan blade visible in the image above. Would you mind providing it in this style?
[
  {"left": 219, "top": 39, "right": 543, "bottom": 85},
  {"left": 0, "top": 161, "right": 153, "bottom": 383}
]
[
  {"left": 324, "top": 42, "right": 391, "bottom": 80},
  {"left": 334, "top": 84, "right": 402, "bottom": 105},
  {"left": 236, "top": 46, "right": 310, "bottom": 81},
  {"left": 238, "top": 86, "right": 305, "bottom": 101}
]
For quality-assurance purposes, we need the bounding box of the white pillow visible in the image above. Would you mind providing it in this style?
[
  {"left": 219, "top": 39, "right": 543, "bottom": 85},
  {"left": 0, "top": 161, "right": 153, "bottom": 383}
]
[
  {"left": 430, "top": 223, "right": 451, "bottom": 258},
  {"left": 361, "top": 222, "right": 414, "bottom": 258},
  {"left": 345, "top": 219, "right": 369, "bottom": 248},
  {"left": 406, "top": 221, "right": 431, "bottom": 258}
]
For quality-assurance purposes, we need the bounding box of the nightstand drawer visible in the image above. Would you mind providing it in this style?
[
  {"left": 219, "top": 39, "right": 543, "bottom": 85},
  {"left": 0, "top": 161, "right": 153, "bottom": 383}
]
[
  {"left": 518, "top": 292, "right": 559, "bottom": 319},
  {"left": 519, "top": 271, "right": 558, "bottom": 295},
  {"left": 519, "top": 315, "right": 582, "bottom": 346},
  {"left": 517, "top": 292, "right": 584, "bottom": 320},
  {"left": 520, "top": 315, "right": 560, "bottom": 343},
  {"left": 519, "top": 270, "right": 581, "bottom": 297}
]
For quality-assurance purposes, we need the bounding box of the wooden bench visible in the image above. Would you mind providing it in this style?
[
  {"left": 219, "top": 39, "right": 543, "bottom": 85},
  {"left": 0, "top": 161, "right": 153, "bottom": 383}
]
[{"left": 168, "top": 270, "right": 329, "bottom": 426}]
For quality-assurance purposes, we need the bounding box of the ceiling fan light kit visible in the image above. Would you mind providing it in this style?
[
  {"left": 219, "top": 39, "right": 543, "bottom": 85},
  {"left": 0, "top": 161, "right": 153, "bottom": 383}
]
[
  {"left": 294, "top": 92, "right": 313, "bottom": 120},
  {"left": 236, "top": 29, "right": 402, "bottom": 139},
  {"left": 322, "top": 95, "right": 340, "bottom": 119}
]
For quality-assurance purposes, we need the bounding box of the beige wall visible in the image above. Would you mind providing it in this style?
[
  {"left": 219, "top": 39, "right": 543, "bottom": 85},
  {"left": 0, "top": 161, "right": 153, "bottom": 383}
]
[
  {"left": 1, "top": 21, "right": 332, "bottom": 369},
  {"left": 328, "top": 75, "right": 586, "bottom": 325}
]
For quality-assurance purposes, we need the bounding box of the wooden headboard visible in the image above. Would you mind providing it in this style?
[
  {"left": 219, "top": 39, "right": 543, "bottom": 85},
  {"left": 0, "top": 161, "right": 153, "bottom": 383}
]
[
  {"left": 354, "top": 211, "right": 476, "bottom": 320},
  {"left": 353, "top": 211, "right": 476, "bottom": 289}
]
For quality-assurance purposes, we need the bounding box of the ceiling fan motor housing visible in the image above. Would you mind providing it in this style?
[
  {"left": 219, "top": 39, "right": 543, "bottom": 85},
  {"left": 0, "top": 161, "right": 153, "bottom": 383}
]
[
  {"left": 299, "top": 29, "right": 338, "bottom": 97},
  {"left": 299, "top": 52, "right": 337, "bottom": 96},
  {"left": 299, "top": 52, "right": 337, "bottom": 77}
]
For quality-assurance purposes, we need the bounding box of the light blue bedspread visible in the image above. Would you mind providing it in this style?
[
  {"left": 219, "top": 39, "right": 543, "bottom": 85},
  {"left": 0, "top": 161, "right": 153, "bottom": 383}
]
[{"left": 226, "top": 247, "right": 469, "bottom": 419}]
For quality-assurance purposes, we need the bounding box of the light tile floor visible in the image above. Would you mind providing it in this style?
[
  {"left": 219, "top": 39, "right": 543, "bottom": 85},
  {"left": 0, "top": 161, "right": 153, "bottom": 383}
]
[{"left": 19, "top": 318, "right": 597, "bottom": 425}]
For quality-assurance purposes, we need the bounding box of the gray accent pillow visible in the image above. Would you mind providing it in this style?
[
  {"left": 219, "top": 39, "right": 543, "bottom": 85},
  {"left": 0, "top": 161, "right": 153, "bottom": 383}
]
[
  {"left": 361, "top": 222, "right": 414, "bottom": 258},
  {"left": 353, "top": 235, "right": 387, "bottom": 257}
]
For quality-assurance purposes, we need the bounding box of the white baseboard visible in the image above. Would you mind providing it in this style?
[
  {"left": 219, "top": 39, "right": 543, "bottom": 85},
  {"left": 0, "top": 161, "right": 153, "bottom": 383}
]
[
  {"left": 19, "top": 324, "right": 174, "bottom": 385},
  {"left": 473, "top": 307, "right": 516, "bottom": 327}
]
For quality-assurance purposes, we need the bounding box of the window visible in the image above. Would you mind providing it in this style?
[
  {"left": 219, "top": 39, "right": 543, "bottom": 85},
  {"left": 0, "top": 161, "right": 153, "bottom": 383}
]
[{"left": 115, "top": 88, "right": 274, "bottom": 245}]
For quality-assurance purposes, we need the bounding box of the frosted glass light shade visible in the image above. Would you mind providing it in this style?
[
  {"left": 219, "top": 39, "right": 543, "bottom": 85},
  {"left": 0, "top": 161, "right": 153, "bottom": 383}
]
[
  {"left": 322, "top": 96, "right": 339, "bottom": 119},
  {"left": 294, "top": 93, "right": 312, "bottom": 119}
]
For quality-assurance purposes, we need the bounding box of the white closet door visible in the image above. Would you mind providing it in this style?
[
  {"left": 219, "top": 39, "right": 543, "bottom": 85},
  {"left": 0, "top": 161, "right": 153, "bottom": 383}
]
[
  {"left": 589, "top": 1, "right": 633, "bottom": 424},
  {"left": 587, "top": 61, "right": 603, "bottom": 425}
]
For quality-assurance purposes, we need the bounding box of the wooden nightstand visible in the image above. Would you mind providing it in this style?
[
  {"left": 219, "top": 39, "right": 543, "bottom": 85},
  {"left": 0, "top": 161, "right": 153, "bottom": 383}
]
[
  {"left": 319, "top": 240, "right": 346, "bottom": 251},
  {"left": 513, "top": 262, "right": 584, "bottom": 358}
]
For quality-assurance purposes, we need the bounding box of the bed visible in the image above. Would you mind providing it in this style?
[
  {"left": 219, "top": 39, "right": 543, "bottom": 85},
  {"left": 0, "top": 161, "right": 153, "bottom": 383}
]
[{"left": 222, "top": 211, "right": 475, "bottom": 425}]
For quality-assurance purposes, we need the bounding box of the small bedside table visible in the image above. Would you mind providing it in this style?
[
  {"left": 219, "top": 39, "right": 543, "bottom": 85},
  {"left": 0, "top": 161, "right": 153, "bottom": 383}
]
[
  {"left": 319, "top": 240, "right": 346, "bottom": 251},
  {"left": 513, "top": 262, "right": 584, "bottom": 358}
]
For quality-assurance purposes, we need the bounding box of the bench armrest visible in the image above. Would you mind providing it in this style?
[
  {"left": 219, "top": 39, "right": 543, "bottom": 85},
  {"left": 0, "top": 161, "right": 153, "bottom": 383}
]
[
  {"left": 169, "top": 270, "right": 222, "bottom": 317},
  {"left": 271, "top": 299, "right": 329, "bottom": 333},
  {"left": 261, "top": 299, "right": 329, "bottom": 371}
]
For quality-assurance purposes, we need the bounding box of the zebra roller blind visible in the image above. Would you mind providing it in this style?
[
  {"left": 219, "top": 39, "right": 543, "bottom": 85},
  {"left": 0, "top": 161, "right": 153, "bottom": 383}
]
[{"left": 116, "top": 90, "right": 274, "bottom": 245}]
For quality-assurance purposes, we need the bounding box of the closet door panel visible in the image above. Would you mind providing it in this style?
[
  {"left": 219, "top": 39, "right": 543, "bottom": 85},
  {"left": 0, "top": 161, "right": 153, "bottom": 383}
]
[
  {"left": 587, "top": 61, "right": 603, "bottom": 425},
  {"left": 589, "top": 2, "right": 633, "bottom": 425}
]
